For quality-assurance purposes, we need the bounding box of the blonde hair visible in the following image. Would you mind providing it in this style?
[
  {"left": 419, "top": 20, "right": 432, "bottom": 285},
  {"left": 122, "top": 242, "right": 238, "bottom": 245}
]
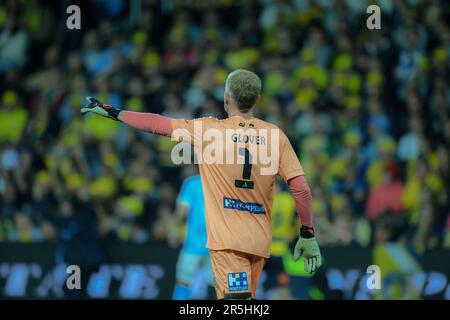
[{"left": 225, "top": 69, "right": 262, "bottom": 112}]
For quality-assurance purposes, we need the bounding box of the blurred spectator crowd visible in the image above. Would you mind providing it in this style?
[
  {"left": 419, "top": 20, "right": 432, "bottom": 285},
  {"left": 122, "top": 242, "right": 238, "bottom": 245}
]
[{"left": 0, "top": 0, "right": 449, "bottom": 255}]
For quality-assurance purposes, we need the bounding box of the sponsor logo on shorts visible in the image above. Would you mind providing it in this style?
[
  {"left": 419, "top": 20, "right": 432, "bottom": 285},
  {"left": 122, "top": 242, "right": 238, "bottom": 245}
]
[
  {"left": 228, "top": 272, "right": 248, "bottom": 291},
  {"left": 223, "top": 197, "right": 265, "bottom": 214}
]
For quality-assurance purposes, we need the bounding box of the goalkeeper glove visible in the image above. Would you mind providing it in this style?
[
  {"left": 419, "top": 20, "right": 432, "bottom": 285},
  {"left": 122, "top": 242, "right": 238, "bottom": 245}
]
[
  {"left": 293, "top": 225, "right": 322, "bottom": 275},
  {"left": 81, "top": 97, "right": 121, "bottom": 120}
]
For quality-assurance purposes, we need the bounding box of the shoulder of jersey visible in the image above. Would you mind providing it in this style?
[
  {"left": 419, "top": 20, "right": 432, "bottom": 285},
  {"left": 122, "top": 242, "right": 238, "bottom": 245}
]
[
  {"left": 259, "top": 119, "right": 282, "bottom": 130},
  {"left": 197, "top": 116, "right": 220, "bottom": 123},
  {"left": 188, "top": 116, "right": 216, "bottom": 121},
  {"left": 202, "top": 117, "right": 285, "bottom": 134},
  {"left": 248, "top": 118, "right": 286, "bottom": 134}
]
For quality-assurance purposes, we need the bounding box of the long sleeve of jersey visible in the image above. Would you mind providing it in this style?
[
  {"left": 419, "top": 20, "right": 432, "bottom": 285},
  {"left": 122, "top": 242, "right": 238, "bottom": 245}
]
[
  {"left": 288, "top": 175, "right": 313, "bottom": 228},
  {"left": 121, "top": 111, "right": 173, "bottom": 136}
]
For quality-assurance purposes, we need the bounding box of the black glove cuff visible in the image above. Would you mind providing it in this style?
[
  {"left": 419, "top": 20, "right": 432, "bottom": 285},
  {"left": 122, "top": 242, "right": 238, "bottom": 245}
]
[
  {"left": 300, "top": 225, "right": 315, "bottom": 239},
  {"left": 105, "top": 105, "right": 120, "bottom": 121}
]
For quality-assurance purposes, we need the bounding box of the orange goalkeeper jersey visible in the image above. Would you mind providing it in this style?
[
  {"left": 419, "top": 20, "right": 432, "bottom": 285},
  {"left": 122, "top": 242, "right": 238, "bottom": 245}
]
[{"left": 171, "top": 115, "right": 304, "bottom": 258}]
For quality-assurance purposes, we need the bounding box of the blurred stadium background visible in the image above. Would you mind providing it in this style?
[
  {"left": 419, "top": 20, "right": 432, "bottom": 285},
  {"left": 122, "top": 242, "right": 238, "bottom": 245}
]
[{"left": 0, "top": 0, "right": 449, "bottom": 299}]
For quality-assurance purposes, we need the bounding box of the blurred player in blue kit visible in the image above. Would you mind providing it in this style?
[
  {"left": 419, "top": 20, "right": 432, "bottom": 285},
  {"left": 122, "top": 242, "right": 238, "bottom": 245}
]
[{"left": 170, "top": 166, "right": 214, "bottom": 299}]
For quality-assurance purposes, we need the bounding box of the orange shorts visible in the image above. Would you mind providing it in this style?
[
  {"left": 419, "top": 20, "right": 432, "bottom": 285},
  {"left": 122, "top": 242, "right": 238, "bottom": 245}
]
[{"left": 210, "top": 249, "right": 266, "bottom": 300}]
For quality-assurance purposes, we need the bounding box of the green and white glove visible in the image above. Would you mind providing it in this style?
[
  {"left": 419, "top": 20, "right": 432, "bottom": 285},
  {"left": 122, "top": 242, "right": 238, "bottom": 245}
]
[
  {"left": 293, "top": 226, "right": 322, "bottom": 275},
  {"left": 81, "top": 97, "right": 121, "bottom": 120}
]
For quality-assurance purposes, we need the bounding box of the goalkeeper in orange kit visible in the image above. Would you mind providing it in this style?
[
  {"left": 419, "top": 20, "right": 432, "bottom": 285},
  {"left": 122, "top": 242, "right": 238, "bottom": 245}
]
[{"left": 81, "top": 69, "right": 322, "bottom": 299}]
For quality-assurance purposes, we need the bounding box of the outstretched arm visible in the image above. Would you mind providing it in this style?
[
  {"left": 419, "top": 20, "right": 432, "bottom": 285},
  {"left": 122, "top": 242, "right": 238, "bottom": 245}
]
[
  {"left": 119, "top": 111, "right": 173, "bottom": 136},
  {"left": 81, "top": 97, "right": 173, "bottom": 136}
]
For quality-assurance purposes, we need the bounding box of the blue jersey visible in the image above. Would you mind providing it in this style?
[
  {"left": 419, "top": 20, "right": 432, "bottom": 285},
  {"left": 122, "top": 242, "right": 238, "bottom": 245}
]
[{"left": 177, "top": 175, "right": 208, "bottom": 256}]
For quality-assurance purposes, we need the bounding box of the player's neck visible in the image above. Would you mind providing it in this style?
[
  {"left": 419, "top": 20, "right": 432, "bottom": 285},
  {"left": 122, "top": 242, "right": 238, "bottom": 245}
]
[{"left": 227, "top": 109, "right": 254, "bottom": 120}]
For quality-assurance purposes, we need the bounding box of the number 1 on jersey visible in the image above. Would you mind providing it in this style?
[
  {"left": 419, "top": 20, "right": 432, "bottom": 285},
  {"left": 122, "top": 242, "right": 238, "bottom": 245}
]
[{"left": 235, "top": 147, "right": 254, "bottom": 189}]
